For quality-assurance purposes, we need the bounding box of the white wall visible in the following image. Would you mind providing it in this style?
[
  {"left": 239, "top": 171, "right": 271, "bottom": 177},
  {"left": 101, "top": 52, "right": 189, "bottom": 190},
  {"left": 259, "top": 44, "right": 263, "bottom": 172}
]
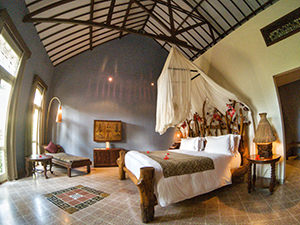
[{"left": 194, "top": 0, "right": 300, "bottom": 181}]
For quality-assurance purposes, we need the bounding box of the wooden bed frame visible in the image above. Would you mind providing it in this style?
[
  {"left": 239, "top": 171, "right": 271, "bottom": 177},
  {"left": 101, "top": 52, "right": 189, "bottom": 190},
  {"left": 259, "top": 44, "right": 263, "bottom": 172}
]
[{"left": 117, "top": 100, "right": 250, "bottom": 223}]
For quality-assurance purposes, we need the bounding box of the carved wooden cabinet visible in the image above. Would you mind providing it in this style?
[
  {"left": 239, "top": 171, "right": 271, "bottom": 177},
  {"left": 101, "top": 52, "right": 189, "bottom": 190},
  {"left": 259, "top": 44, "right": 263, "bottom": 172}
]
[{"left": 93, "top": 148, "right": 124, "bottom": 167}]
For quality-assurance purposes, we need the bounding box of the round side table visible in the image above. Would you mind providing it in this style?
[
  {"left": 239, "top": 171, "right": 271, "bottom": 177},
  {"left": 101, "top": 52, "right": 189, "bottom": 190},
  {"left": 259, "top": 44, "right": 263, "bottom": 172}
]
[
  {"left": 25, "top": 155, "right": 53, "bottom": 179},
  {"left": 247, "top": 154, "right": 281, "bottom": 194}
]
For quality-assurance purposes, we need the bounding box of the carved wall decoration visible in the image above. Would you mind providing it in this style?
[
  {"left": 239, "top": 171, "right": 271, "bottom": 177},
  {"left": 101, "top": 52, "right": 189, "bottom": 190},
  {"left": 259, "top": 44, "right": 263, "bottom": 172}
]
[{"left": 261, "top": 7, "right": 300, "bottom": 46}]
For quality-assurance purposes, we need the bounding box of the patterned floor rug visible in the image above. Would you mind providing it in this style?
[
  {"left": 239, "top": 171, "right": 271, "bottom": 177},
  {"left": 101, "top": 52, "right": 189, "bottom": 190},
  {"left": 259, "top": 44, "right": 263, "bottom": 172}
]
[{"left": 45, "top": 185, "right": 109, "bottom": 214}]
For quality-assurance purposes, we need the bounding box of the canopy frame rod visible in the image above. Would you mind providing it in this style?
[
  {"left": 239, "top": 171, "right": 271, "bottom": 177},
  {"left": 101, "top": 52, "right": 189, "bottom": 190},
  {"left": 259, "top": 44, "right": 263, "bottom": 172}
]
[{"left": 168, "top": 67, "right": 200, "bottom": 80}]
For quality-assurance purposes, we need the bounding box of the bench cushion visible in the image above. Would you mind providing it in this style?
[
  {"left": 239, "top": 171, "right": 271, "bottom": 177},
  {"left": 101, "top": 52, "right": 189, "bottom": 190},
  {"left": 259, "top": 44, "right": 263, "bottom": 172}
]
[{"left": 47, "top": 153, "right": 90, "bottom": 163}]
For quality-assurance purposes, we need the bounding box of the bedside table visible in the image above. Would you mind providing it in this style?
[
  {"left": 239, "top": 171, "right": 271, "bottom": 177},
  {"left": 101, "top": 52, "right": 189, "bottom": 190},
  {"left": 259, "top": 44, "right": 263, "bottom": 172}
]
[
  {"left": 247, "top": 154, "right": 281, "bottom": 194},
  {"left": 93, "top": 148, "right": 125, "bottom": 167}
]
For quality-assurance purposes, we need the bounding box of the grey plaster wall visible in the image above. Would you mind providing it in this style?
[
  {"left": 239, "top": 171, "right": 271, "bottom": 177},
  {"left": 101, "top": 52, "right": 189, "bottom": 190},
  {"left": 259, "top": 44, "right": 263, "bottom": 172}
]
[
  {"left": 0, "top": 1, "right": 54, "bottom": 177},
  {"left": 50, "top": 35, "right": 174, "bottom": 160}
]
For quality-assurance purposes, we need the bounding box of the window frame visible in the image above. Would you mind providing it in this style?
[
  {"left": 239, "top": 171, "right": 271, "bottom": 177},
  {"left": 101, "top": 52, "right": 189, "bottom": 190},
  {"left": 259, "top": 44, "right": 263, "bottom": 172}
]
[
  {"left": 30, "top": 75, "right": 47, "bottom": 155},
  {"left": 0, "top": 9, "right": 31, "bottom": 181}
]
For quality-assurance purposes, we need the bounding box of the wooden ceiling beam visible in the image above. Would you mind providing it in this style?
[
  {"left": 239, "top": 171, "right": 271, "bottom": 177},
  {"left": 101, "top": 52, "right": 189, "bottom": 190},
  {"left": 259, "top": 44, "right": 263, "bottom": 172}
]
[
  {"left": 89, "top": 0, "right": 95, "bottom": 50},
  {"left": 53, "top": 34, "right": 129, "bottom": 66},
  {"left": 191, "top": 0, "right": 276, "bottom": 60},
  {"left": 132, "top": 0, "right": 171, "bottom": 35},
  {"left": 176, "top": 22, "right": 206, "bottom": 35},
  {"left": 148, "top": 5, "right": 204, "bottom": 55},
  {"left": 49, "top": 23, "right": 142, "bottom": 58},
  {"left": 204, "top": 0, "right": 232, "bottom": 29},
  {"left": 165, "top": 3, "right": 211, "bottom": 48},
  {"left": 120, "top": 0, "right": 133, "bottom": 38},
  {"left": 140, "top": 2, "right": 157, "bottom": 33},
  {"left": 175, "top": 0, "right": 205, "bottom": 32},
  {"left": 47, "top": 19, "right": 144, "bottom": 53},
  {"left": 23, "top": 17, "right": 201, "bottom": 52},
  {"left": 36, "top": 2, "right": 152, "bottom": 36},
  {"left": 242, "top": 0, "right": 255, "bottom": 14},
  {"left": 43, "top": 13, "right": 147, "bottom": 47},
  {"left": 106, "top": 0, "right": 116, "bottom": 25},
  {"left": 181, "top": 0, "right": 221, "bottom": 38},
  {"left": 26, "top": 0, "right": 43, "bottom": 8},
  {"left": 167, "top": 0, "right": 175, "bottom": 36},
  {"left": 228, "top": 0, "right": 246, "bottom": 17},
  {"left": 23, "top": 0, "right": 77, "bottom": 20},
  {"left": 216, "top": 0, "right": 240, "bottom": 25},
  {"left": 150, "top": 0, "right": 205, "bottom": 22},
  {"left": 145, "top": 23, "right": 193, "bottom": 58}
]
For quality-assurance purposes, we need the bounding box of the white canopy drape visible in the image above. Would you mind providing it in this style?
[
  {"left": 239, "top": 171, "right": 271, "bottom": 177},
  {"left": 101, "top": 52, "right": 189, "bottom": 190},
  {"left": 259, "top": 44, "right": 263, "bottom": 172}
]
[{"left": 155, "top": 47, "right": 254, "bottom": 151}]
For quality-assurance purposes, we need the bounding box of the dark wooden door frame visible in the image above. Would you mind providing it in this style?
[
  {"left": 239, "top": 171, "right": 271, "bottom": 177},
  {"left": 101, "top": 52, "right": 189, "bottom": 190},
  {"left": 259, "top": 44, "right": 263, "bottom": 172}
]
[{"left": 273, "top": 67, "right": 300, "bottom": 182}]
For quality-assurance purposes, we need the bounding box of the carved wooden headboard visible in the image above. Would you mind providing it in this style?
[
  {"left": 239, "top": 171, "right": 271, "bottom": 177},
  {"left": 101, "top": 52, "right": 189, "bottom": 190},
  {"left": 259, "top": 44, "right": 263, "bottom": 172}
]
[{"left": 178, "top": 99, "right": 251, "bottom": 182}]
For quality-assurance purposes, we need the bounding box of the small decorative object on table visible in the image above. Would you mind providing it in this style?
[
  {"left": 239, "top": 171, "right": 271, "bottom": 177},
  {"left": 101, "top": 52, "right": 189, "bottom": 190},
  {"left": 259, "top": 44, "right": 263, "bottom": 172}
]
[
  {"left": 25, "top": 154, "right": 53, "bottom": 179},
  {"left": 247, "top": 154, "right": 281, "bottom": 194},
  {"left": 253, "top": 113, "right": 276, "bottom": 158}
]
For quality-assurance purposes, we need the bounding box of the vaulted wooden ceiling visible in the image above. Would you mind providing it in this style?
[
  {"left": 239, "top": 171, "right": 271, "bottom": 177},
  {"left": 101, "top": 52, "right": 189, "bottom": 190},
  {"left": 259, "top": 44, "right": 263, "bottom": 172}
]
[{"left": 23, "top": 0, "right": 277, "bottom": 66}]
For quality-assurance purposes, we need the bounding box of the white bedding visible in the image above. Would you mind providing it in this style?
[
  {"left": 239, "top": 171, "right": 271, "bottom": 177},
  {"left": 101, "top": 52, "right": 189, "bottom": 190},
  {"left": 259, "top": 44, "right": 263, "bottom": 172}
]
[{"left": 125, "top": 149, "right": 241, "bottom": 207}]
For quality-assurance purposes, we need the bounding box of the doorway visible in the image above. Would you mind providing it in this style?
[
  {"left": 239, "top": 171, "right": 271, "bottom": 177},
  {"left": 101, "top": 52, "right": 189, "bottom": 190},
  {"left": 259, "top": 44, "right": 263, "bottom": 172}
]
[{"left": 274, "top": 67, "right": 300, "bottom": 178}]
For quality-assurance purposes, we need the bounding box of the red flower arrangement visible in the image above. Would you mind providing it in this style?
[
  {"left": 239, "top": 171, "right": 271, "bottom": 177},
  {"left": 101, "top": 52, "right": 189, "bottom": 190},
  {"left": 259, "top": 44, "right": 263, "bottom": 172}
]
[
  {"left": 194, "top": 113, "right": 202, "bottom": 122},
  {"left": 213, "top": 113, "right": 221, "bottom": 121},
  {"left": 181, "top": 121, "right": 187, "bottom": 129},
  {"left": 226, "top": 104, "right": 236, "bottom": 118}
]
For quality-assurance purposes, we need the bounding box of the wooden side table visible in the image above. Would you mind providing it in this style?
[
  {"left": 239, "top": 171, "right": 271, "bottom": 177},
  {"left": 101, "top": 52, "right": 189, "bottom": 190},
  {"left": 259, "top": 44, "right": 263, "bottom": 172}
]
[
  {"left": 93, "top": 148, "right": 125, "bottom": 167},
  {"left": 26, "top": 155, "right": 53, "bottom": 179},
  {"left": 247, "top": 154, "right": 281, "bottom": 194}
]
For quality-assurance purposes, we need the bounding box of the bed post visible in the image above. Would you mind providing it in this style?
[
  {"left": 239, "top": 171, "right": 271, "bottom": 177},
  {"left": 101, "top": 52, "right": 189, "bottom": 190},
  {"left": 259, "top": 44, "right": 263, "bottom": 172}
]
[
  {"left": 137, "top": 167, "right": 156, "bottom": 223},
  {"left": 117, "top": 150, "right": 126, "bottom": 180},
  {"left": 232, "top": 109, "right": 250, "bottom": 182}
]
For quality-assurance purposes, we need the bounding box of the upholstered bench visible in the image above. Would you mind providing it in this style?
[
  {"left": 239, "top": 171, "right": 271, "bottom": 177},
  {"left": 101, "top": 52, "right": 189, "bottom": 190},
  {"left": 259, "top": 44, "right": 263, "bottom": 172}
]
[{"left": 43, "top": 143, "right": 91, "bottom": 177}]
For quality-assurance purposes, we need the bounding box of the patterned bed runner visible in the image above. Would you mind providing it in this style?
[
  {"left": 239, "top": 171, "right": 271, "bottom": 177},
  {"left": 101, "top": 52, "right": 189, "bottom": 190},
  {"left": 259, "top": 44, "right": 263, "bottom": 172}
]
[{"left": 141, "top": 151, "right": 214, "bottom": 178}]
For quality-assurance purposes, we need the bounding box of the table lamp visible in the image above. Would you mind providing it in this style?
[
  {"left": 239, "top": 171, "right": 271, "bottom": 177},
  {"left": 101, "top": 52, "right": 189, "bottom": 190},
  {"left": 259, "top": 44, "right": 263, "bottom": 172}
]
[{"left": 253, "top": 113, "right": 276, "bottom": 158}]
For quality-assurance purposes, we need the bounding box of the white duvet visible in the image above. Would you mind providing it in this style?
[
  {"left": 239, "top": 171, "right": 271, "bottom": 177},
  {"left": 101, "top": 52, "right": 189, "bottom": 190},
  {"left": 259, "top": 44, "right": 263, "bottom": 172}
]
[{"left": 125, "top": 149, "right": 241, "bottom": 207}]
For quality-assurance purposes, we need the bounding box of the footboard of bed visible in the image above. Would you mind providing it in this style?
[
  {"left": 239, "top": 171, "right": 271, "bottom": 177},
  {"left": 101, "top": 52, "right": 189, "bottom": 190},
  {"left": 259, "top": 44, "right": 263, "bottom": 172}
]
[{"left": 117, "top": 150, "right": 156, "bottom": 223}]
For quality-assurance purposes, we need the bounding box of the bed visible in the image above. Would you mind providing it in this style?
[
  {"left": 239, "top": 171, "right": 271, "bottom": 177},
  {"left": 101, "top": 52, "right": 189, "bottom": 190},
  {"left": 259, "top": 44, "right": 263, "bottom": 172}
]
[
  {"left": 125, "top": 149, "right": 241, "bottom": 207},
  {"left": 117, "top": 102, "right": 250, "bottom": 223}
]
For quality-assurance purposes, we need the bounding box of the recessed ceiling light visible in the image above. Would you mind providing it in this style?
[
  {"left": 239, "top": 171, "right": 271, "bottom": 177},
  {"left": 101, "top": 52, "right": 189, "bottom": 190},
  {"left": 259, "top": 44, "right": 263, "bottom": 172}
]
[
  {"left": 151, "top": 82, "right": 155, "bottom": 86},
  {"left": 108, "top": 77, "right": 113, "bottom": 82}
]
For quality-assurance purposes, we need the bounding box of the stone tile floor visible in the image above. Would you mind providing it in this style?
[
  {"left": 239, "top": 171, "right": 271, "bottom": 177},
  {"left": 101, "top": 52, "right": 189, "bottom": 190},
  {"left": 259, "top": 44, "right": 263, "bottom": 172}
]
[{"left": 1, "top": 158, "right": 300, "bottom": 225}]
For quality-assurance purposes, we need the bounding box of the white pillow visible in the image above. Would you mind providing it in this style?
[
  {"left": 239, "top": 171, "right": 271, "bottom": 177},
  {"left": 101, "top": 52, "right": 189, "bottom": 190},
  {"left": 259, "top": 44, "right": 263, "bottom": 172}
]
[
  {"left": 205, "top": 135, "right": 232, "bottom": 156},
  {"left": 180, "top": 137, "right": 200, "bottom": 151}
]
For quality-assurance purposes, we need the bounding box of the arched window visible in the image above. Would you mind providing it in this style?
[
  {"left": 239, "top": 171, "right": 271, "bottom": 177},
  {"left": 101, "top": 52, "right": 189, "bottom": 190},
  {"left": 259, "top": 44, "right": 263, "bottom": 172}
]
[{"left": 30, "top": 76, "right": 47, "bottom": 155}]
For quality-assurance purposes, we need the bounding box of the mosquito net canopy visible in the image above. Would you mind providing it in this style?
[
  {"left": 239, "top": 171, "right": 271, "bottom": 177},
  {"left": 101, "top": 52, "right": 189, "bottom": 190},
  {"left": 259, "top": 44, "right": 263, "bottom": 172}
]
[{"left": 155, "top": 47, "right": 254, "bottom": 141}]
